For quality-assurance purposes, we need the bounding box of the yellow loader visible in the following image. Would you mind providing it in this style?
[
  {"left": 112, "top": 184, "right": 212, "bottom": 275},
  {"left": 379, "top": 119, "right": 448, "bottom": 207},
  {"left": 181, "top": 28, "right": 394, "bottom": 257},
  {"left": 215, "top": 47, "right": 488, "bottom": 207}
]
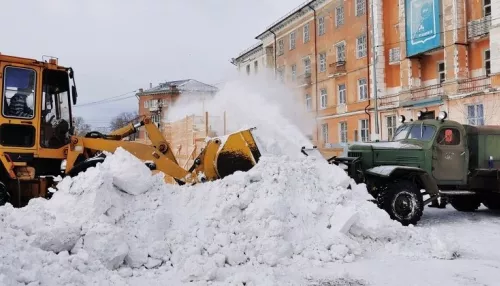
[{"left": 0, "top": 52, "right": 261, "bottom": 207}]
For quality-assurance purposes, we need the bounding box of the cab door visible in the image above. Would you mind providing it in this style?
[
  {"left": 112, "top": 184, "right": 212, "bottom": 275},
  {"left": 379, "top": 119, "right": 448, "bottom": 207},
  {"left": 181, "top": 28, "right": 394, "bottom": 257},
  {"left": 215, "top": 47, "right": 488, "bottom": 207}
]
[
  {"left": 0, "top": 63, "right": 40, "bottom": 152},
  {"left": 432, "top": 126, "right": 469, "bottom": 184}
]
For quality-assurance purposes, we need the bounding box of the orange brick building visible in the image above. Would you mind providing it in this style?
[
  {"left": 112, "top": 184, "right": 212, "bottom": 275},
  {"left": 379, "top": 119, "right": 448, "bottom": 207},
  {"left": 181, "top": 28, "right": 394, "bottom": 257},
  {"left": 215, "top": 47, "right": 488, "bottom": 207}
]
[
  {"left": 136, "top": 79, "right": 218, "bottom": 140},
  {"left": 233, "top": 0, "right": 499, "bottom": 156}
]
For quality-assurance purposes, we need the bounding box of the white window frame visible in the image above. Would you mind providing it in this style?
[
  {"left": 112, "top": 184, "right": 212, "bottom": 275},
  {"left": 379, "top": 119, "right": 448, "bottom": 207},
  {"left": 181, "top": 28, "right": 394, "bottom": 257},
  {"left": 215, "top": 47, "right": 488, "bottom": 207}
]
[
  {"left": 339, "top": 122, "right": 348, "bottom": 143},
  {"left": 303, "top": 23, "right": 310, "bottom": 43},
  {"left": 335, "top": 6, "right": 344, "bottom": 27},
  {"left": 336, "top": 41, "right": 346, "bottom": 62},
  {"left": 254, "top": 61, "right": 258, "bottom": 74},
  {"left": 467, "top": 103, "right": 485, "bottom": 126},
  {"left": 318, "top": 16, "right": 325, "bottom": 35},
  {"left": 386, "top": 115, "right": 397, "bottom": 140},
  {"left": 359, "top": 119, "right": 369, "bottom": 142},
  {"left": 278, "top": 38, "right": 284, "bottom": 55},
  {"left": 484, "top": 49, "right": 491, "bottom": 76},
  {"left": 319, "top": 52, "right": 327, "bottom": 73},
  {"left": 356, "top": 34, "right": 367, "bottom": 58},
  {"left": 305, "top": 94, "right": 312, "bottom": 111},
  {"left": 291, "top": 64, "right": 297, "bottom": 81},
  {"left": 438, "top": 61, "right": 445, "bottom": 84},
  {"left": 321, "top": 123, "right": 329, "bottom": 144},
  {"left": 320, "top": 88, "right": 327, "bottom": 109},
  {"left": 484, "top": 0, "right": 491, "bottom": 16},
  {"left": 355, "top": 0, "right": 366, "bottom": 16},
  {"left": 144, "top": 100, "right": 149, "bottom": 108},
  {"left": 289, "top": 31, "right": 296, "bottom": 50},
  {"left": 338, "top": 84, "right": 346, "bottom": 104},
  {"left": 278, "top": 67, "right": 285, "bottom": 82},
  {"left": 303, "top": 56, "right": 311, "bottom": 75},
  {"left": 358, "top": 78, "right": 368, "bottom": 100}
]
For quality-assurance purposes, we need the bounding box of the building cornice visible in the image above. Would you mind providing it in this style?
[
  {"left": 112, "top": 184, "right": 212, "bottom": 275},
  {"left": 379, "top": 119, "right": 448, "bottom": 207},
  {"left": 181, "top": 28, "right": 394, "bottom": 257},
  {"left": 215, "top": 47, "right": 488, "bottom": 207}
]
[
  {"left": 255, "top": 0, "right": 328, "bottom": 41},
  {"left": 233, "top": 43, "right": 264, "bottom": 63}
]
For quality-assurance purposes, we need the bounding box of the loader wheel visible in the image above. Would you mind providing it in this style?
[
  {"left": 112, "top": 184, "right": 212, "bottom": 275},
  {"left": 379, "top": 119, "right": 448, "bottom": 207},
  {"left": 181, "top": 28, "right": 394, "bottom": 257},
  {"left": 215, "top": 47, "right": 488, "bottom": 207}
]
[
  {"left": 449, "top": 195, "right": 481, "bottom": 212},
  {"left": 0, "top": 182, "right": 10, "bottom": 207},
  {"left": 377, "top": 180, "right": 424, "bottom": 226}
]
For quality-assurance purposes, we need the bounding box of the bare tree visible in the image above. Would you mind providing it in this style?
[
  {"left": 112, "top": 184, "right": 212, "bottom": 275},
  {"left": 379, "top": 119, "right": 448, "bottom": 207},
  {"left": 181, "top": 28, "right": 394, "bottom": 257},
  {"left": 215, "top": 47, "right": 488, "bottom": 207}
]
[
  {"left": 109, "top": 111, "right": 139, "bottom": 140},
  {"left": 73, "top": 116, "right": 92, "bottom": 136},
  {"left": 448, "top": 93, "right": 500, "bottom": 126}
]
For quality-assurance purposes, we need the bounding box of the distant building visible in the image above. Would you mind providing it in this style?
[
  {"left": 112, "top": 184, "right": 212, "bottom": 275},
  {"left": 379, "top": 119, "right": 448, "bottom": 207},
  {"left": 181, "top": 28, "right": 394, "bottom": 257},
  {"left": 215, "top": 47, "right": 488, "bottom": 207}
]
[
  {"left": 136, "top": 79, "right": 218, "bottom": 140},
  {"left": 231, "top": 42, "right": 273, "bottom": 76}
]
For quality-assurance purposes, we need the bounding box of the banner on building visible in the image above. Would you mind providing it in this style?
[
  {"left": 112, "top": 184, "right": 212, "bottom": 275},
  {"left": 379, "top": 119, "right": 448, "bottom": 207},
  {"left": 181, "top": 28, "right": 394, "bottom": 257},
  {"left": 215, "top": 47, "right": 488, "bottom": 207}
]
[{"left": 405, "top": 0, "right": 441, "bottom": 57}]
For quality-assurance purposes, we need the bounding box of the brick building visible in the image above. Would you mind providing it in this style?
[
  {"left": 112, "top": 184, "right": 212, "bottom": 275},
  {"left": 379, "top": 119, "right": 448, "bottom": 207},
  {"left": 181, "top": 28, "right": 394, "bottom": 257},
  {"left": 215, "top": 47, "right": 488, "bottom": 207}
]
[
  {"left": 233, "top": 0, "right": 498, "bottom": 156},
  {"left": 136, "top": 79, "right": 218, "bottom": 140}
]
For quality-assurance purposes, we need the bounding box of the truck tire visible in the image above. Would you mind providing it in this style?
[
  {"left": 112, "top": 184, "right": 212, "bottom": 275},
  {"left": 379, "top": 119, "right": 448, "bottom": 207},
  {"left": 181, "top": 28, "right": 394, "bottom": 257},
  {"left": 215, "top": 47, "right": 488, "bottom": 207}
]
[
  {"left": 377, "top": 180, "right": 424, "bottom": 226},
  {"left": 481, "top": 194, "right": 500, "bottom": 210},
  {"left": 449, "top": 195, "right": 481, "bottom": 212},
  {"left": 67, "top": 156, "right": 106, "bottom": 177}
]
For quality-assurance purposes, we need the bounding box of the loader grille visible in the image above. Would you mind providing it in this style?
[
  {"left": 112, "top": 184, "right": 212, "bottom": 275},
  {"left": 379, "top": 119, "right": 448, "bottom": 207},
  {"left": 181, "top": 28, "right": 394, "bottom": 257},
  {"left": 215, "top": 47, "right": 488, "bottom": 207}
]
[{"left": 348, "top": 152, "right": 362, "bottom": 158}]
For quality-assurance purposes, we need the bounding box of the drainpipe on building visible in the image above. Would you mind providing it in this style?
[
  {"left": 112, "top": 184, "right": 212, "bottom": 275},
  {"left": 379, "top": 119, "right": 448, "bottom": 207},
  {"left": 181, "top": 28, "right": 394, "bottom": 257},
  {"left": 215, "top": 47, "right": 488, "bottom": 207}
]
[
  {"left": 370, "top": 0, "right": 380, "bottom": 140},
  {"left": 307, "top": 4, "right": 319, "bottom": 146},
  {"left": 364, "top": 0, "right": 372, "bottom": 138},
  {"left": 269, "top": 30, "right": 278, "bottom": 78}
]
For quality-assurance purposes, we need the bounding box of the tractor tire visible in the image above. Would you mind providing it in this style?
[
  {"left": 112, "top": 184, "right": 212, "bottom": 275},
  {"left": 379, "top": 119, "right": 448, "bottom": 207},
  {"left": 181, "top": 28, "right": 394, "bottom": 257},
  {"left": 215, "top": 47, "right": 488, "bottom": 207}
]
[
  {"left": 377, "top": 180, "right": 424, "bottom": 226},
  {"left": 67, "top": 155, "right": 107, "bottom": 178},
  {"left": 481, "top": 194, "right": 500, "bottom": 210},
  {"left": 449, "top": 195, "right": 482, "bottom": 212},
  {"left": 0, "top": 181, "right": 10, "bottom": 207}
]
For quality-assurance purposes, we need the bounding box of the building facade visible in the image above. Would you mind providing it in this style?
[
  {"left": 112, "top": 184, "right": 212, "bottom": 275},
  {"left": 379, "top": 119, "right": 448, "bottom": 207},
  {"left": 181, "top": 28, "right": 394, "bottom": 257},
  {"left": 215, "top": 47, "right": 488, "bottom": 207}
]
[
  {"left": 233, "top": 0, "right": 499, "bottom": 156},
  {"left": 136, "top": 79, "right": 218, "bottom": 140}
]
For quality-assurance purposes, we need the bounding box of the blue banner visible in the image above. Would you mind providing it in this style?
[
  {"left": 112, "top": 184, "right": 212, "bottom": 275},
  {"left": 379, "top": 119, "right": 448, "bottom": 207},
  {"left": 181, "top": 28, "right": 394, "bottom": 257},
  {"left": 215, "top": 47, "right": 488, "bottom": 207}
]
[{"left": 405, "top": 0, "right": 441, "bottom": 57}]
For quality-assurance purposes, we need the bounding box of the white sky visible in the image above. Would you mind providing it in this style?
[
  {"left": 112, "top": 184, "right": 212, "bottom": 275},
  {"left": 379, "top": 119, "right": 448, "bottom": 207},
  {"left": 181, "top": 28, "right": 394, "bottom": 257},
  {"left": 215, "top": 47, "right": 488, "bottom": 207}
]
[{"left": 2, "top": 0, "right": 305, "bottom": 129}]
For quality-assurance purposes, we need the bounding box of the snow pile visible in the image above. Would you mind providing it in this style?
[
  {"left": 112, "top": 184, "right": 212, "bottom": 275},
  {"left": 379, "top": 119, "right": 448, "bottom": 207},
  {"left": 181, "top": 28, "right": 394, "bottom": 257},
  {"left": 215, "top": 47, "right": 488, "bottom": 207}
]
[{"left": 0, "top": 147, "right": 459, "bottom": 285}]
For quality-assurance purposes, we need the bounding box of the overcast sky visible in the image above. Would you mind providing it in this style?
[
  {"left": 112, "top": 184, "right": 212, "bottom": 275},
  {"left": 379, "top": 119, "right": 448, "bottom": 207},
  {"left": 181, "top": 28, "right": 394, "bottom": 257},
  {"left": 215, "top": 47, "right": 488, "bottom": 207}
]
[{"left": 3, "top": 0, "right": 305, "bottom": 129}]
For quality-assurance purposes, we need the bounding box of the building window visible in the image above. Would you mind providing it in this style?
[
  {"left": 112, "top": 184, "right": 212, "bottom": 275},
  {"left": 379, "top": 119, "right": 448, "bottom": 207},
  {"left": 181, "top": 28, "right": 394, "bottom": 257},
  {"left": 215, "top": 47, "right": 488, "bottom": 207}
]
[
  {"left": 358, "top": 78, "right": 367, "bottom": 100},
  {"left": 318, "top": 16, "right": 325, "bottom": 35},
  {"left": 484, "top": 0, "right": 491, "bottom": 16},
  {"left": 144, "top": 100, "right": 149, "bottom": 108},
  {"left": 320, "top": 88, "right": 327, "bottom": 109},
  {"left": 356, "top": 0, "right": 366, "bottom": 16},
  {"left": 336, "top": 42, "right": 346, "bottom": 62},
  {"left": 278, "top": 39, "right": 284, "bottom": 55},
  {"left": 303, "top": 23, "right": 310, "bottom": 43},
  {"left": 467, "top": 103, "right": 485, "bottom": 126},
  {"left": 356, "top": 34, "right": 367, "bottom": 58},
  {"left": 319, "top": 53, "right": 327, "bottom": 73},
  {"left": 289, "top": 31, "right": 296, "bottom": 50},
  {"left": 246, "top": 65, "right": 250, "bottom": 75},
  {"left": 291, "top": 64, "right": 297, "bottom": 81},
  {"left": 278, "top": 68, "right": 285, "bottom": 83},
  {"left": 335, "top": 6, "right": 344, "bottom": 27},
  {"left": 338, "top": 84, "right": 346, "bottom": 104},
  {"left": 321, "top": 123, "right": 328, "bottom": 144},
  {"left": 305, "top": 94, "right": 312, "bottom": 111},
  {"left": 254, "top": 61, "right": 258, "bottom": 74},
  {"left": 304, "top": 57, "right": 311, "bottom": 75},
  {"left": 485, "top": 49, "right": 491, "bottom": 76},
  {"left": 386, "top": 115, "right": 397, "bottom": 140},
  {"left": 438, "top": 62, "right": 445, "bottom": 83},
  {"left": 360, "top": 119, "right": 369, "bottom": 142},
  {"left": 339, "top": 122, "right": 348, "bottom": 143}
]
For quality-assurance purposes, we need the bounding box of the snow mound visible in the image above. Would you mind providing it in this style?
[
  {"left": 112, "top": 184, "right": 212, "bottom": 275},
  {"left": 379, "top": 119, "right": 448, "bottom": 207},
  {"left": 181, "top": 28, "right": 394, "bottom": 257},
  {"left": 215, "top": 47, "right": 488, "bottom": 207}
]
[{"left": 0, "top": 148, "right": 459, "bottom": 285}]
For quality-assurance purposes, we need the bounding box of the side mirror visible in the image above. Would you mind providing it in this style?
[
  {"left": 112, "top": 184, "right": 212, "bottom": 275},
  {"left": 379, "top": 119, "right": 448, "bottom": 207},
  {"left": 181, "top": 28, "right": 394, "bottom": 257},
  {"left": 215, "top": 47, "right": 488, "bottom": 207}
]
[{"left": 71, "top": 86, "right": 78, "bottom": 105}]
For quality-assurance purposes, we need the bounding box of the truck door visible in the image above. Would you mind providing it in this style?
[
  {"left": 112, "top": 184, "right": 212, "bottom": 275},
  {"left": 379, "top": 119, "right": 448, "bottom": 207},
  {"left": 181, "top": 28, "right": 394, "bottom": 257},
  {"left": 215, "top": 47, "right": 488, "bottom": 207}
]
[{"left": 432, "top": 127, "right": 468, "bottom": 183}]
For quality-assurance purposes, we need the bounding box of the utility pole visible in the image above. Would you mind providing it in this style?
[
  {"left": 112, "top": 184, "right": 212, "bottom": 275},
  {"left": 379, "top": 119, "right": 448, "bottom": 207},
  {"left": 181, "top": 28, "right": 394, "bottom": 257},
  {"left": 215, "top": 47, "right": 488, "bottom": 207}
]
[{"left": 370, "top": 0, "right": 380, "bottom": 140}]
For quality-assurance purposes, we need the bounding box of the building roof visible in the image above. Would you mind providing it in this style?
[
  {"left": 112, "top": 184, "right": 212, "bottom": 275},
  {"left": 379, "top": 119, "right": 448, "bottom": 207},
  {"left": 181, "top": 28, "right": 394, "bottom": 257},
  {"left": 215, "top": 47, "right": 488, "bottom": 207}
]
[
  {"left": 232, "top": 42, "right": 264, "bottom": 64},
  {"left": 137, "top": 79, "right": 218, "bottom": 96},
  {"left": 255, "top": 0, "right": 320, "bottom": 40}
]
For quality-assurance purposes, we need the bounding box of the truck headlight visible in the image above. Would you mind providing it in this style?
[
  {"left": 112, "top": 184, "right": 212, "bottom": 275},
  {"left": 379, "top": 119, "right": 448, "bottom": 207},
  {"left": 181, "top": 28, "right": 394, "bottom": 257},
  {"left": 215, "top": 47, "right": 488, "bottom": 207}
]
[{"left": 438, "top": 111, "right": 448, "bottom": 121}]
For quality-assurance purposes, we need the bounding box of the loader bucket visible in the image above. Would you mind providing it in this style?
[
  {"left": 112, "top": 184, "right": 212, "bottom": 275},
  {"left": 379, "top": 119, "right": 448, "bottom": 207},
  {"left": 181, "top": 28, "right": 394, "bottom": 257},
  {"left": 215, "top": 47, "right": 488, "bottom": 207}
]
[{"left": 191, "top": 128, "right": 262, "bottom": 182}]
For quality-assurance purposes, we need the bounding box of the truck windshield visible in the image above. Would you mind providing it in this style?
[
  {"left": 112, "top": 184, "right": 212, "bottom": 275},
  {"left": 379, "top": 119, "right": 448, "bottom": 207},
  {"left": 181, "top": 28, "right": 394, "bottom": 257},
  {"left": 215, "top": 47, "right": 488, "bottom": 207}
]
[{"left": 392, "top": 124, "right": 436, "bottom": 141}]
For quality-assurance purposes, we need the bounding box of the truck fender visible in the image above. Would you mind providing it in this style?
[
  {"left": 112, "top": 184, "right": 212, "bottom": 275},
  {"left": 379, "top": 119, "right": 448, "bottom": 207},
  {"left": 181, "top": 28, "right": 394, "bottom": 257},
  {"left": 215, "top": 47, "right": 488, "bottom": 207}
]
[{"left": 365, "top": 165, "right": 439, "bottom": 196}]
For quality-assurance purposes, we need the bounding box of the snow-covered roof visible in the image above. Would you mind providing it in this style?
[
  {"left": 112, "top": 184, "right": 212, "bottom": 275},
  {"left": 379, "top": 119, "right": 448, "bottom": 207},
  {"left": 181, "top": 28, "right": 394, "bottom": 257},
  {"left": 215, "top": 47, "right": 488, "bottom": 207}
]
[{"left": 137, "top": 79, "right": 218, "bottom": 96}]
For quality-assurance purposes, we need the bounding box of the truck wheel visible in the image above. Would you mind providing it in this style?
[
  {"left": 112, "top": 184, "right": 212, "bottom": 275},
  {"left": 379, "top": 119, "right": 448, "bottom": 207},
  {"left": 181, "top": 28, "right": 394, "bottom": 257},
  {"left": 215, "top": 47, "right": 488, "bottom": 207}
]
[
  {"left": 377, "top": 180, "right": 424, "bottom": 226},
  {"left": 67, "top": 155, "right": 106, "bottom": 177},
  {"left": 449, "top": 195, "right": 481, "bottom": 212},
  {"left": 481, "top": 194, "right": 500, "bottom": 210}
]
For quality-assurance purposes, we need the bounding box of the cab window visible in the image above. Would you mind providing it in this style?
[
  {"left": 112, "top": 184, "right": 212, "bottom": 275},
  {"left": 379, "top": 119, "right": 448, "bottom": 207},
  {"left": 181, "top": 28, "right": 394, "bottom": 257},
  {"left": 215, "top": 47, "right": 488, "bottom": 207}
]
[
  {"left": 436, "top": 128, "right": 461, "bottom": 146},
  {"left": 2, "top": 66, "right": 36, "bottom": 119}
]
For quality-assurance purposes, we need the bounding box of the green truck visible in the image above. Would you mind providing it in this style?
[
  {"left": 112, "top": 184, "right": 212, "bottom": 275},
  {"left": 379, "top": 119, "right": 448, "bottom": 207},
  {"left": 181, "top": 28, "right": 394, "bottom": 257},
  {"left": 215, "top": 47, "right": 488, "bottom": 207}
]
[{"left": 327, "top": 111, "right": 500, "bottom": 226}]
